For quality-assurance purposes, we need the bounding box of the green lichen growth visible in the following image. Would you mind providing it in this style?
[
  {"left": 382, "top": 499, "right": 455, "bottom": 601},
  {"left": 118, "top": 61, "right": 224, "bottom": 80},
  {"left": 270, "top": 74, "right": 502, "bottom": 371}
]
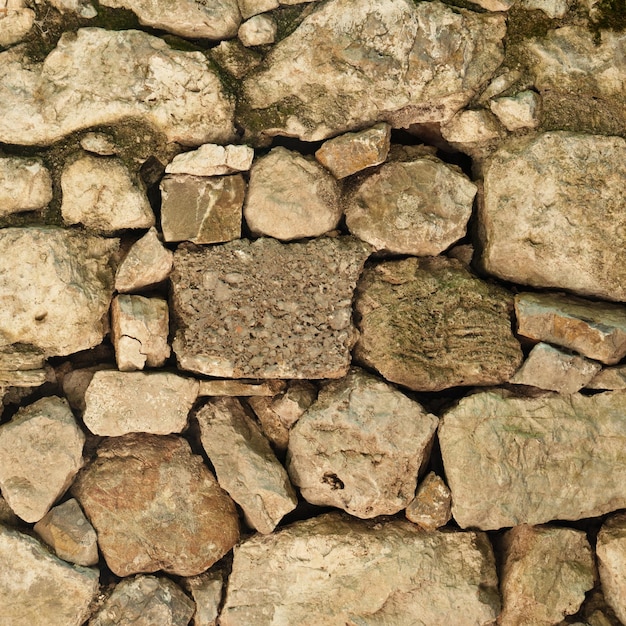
[{"left": 592, "top": 0, "right": 626, "bottom": 31}]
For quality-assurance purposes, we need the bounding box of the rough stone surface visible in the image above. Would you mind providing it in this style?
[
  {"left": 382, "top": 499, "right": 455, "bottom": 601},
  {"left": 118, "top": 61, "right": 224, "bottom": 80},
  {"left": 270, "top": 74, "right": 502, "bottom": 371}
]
[
  {"left": 210, "top": 39, "right": 261, "bottom": 79},
  {"left": 479, "top": 132, "right": 626, "bottom": 301},
  {"left": 405, "top": 472, "right": 452, "bottom": 531},
  {"left": 345, "top": 156, "right": 476, "bottom": 256},
  {"left": 165, "top": 144, "right": 254, "bottom": 177},
  {"left": 587, "top": 365, "right": 626, "bottom": 391},
  {"left": 184, "top": 570, "right": 224, "bottom": 626},
  {"left": 240, "top": 0, "right": 505, "bottom": 141},
  {"left": 220, "top": 513, "right": 500, "bottom": 625},
  {"left": 0, "top": 28, "right": 235, "bottom": 146},
  {"left": 160, "top": 174, "right": 244, "bottom": 244},
  {"left": 197, "top": 379, "right": 285, "bottom": 397},
  {"left": 596, "top": 512, "right": 626, "bottom": 625},
  {"left": 0, "top": 525, "right": 99, "bottom": 626},
  {"left": 239, "top": 14, "right": 277, "bottom": 47},
  {"left": 467, "top": 0, "right": 515, "bottom": 10},
  {"left": 72, "top": 434, "right": 239, "bottom": 577},
  {"left": 244, "top": 147, "right": 341, "bottom": 240},
  {"left": 61, "top": 366, "right": 104, "bottom": 412},
  {"left": 61, "top": 155, "right": 154, "bottom": 233},
  {"left": 238, "top": 0, "right": 279, "bottom": 19},
  {"left": 49, "top": 0, "right": 97, "bottom": 18},
  {"left": 197, "top": 397, "right": 297, "bottom": 534},
  {"left": 0, "top": 157, "right": 53, "bottom": 217},
  {"left": 499, "top": 525, "right": 595, "bottom": 626},
  {"left": 0, "top": 227, "right": 116, "bottom": 357},
  {"left": 515, "top": 292, "right": 626, "bottom": 365},
  {"left": 79, "top": 132, "right": 117, "bottom": 155},
  {"left": 439, "top": 389, "right": 626, "bottom": 529},
  {"left": 354, "top": 256, "right": 522, "bottom": 391},
  {"left": 490, "top": 91, "right": 541, "bottom": 131},
  {"left": 440, "top": 109, "right": 502, "bottom": 145},
  {"left": 171, "top": 237, "right": 371, "bottom": 379},
  {"left": 0, "top": 4, "right": 34, "bottom": 47},
  {"left": 82, "top": 370, "right": 198, "bottom": 436},
  {"left": 0, "top": 397, "right": 84, "bottom": 523},
  {"left": 520, "top": 0, "right": 571, "bottom": 16},
  {"left": 0, "top": 496, "right": 20, "bottom": 527},
  {"left": 33, "top": 498, "right": 99, "bottom": 567}
]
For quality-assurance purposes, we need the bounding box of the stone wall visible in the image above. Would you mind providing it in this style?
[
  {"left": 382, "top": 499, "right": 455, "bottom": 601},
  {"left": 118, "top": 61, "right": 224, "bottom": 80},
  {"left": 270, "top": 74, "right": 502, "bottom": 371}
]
[{"left": 1, "top": 0, "right": 626, "bottom": 624}]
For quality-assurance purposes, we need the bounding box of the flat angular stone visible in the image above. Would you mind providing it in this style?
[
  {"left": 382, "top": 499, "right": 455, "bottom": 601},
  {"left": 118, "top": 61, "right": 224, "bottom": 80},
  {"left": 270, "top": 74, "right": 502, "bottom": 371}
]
[
  {"left": 0, "top": 157, "right": 52, "bottom": 217},
  {"left": 405, "top": 472, "right": 452, "bottom": 531},
  {"left": 239, "top": 14, "right": 276, "bottom": 47},
  {"left": 345, "top": 156, "right": 476, "bottom": 256},
  {"left": 0, "top": 227, "right": 116, "bottom": 357},
  {"left": 479, "top": 132, "right": 626, "bottom": 301},
  {"left": 0, "top": 3, "right": 34, "bottom": 47},
  {"left": 171, "top": 237, "right": 370, "bottom": 379},
  {"left": 244, "top": 147, "right": 341, "bottom": 240},
  {"left": 61, "top": 365, "right": 105, "bottom": 412},
  {"left": 0, "top": 525, "right": 99, "bottom": 626},
  {"left": 520, "top": 0, "right": 570, "bottom": 16},
  {"left": 439, "top": 389, "right": 626, "bottom": 530},
  {"left": 83, "top": 370, "right": 198, "bottom": 436},
  {"left": 161, "top": 174, "right": 244, "bottom": 244},
  {"left": 49, "top": 0, "right": 97, "bottom": 18},
  {"left": 0, "top": 397, "right": 84, "bottom": 523},
  {"left": 238, "top": 0, "right": 278, "bottom": 19},
  {"left": 72, "top": 434, "right": 239, "bottom": 577},
  {"left": 355, "top": 257, "right": 523, "bottom": 391},
  {"left": 185, "top": 570, "right": 224, "bottom": 626},
  {"left": 166, "top": 144, "right": 254, "bottom": 177},
  {"left": 0, "top": 368, "right": 48, "bottom": 387},
  {"left": 586, "top": 365, "right": 626, "bottom": 390},
  {"left": 490, "top": 90, "right": 541, "bottom": 131},
  {"left": 220, "top": 513, "right": 500, "bottom": 625},
  {"left": 440, "top": 109, "right": 502, "bottom": 145},
  {"left": 288, "top": 369, "right": 438, "bottom": 518},
  {"left": 515, "top": 292, "right": 626, "bottom": 365},
  {"left": 197, "top": 379, "right": 285, "bottom": 397},
  {"left": 467, "top": 0, "right": 515, "bottom": 9},
  {"left": 197, "top": 397, "right": 297, "bottom": 534},
  {"left": 596, "top": 512, "right": 626, "bottom": 625},
  {"left": 79, "top": 132, "right": 117, "bottom": 155}
]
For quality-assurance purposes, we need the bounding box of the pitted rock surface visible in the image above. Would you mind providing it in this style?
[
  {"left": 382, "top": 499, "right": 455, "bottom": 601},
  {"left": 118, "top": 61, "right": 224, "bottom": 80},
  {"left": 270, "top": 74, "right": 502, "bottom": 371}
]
[{"left": 0, "top": 157, "right": 52, "bottom": 217}]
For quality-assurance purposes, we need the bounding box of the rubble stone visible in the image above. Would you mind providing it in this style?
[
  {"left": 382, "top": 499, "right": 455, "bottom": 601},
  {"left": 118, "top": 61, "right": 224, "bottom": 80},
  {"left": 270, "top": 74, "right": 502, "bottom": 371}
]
[
  {"left": 587, "top": 366, "right": 626, "bottom": 391},
  {"left": 440, "top": 109, "right": 502, "bottom": 145},
  {"left": 238, "top": 0, "right": 278, "bottom": 19},
  {"left": 0, "top": 3, "right": 34, "bottom": 47},
  {"left": 596, "top": 512, "right": 626, "bottom": 625},
  {"left": 0, "top": 157, "right": 52, "bottom": 217},
  {"left": 210, "top": 39, "right": 261, "bottom": 79},
  {"left": 239, "top": 14, "right": 277, "bottom": 47},
  {"left": 520, "top": 0, "right": 571, "bottom": 16},
  {"left": 48, "top": 0, "right": 97, "bottom": 18},
  {"left": 490, "top": 90, "right": 541, "bottom": 131},
  {"left": 197, "top": 379, "right": 285, "bottom": 397},
  {"left": 79, "top": 132, "right": 117, "bottom": 155},
  {"left": 165, "top": 144, "right": 254, "bottom": 177},
  {"left": 405, "top": 472, "right": 452, "bottom": 531},
  {"left": 184, "top": 570, "right": 224, "bottom": 626}
]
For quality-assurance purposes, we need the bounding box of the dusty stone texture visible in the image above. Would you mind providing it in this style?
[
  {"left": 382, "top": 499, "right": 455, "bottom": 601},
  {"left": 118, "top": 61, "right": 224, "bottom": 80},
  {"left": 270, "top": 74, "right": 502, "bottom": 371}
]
[
  {"left": 220, "top": 513, "right": 500, "bottom": 625},
  {"left": 587, "top": 366, "right": 626, "bottom": 391},
  {"left": 439, "top": 389, "right": 626, "bottom": 530},
  {"left": 477, "top": 70, "right": 521, "bottom": 105},
  {"left": 210, "top": 39, "right": 261, "bottom": 80},
  {"left": 82, "top": 370, "right": 198, "bottom": 436},
  {"left": 0, "top": 397, "right": 84, "bottom": 523},
  {"left": 510, "top": 342, "right": 601, "bottom": 394},
  {"left": 0, "top": 4, "right": 34, "bottom": 47},
  {"left": 240, "top": 0, "right": 505, "bottom": 141},
  {"left": 490, "top": 91, "right": 541, "bottom": 131},
  {"left": 0, "top": 525, "right": 99, "bottom": 626},
  {"left": 467, "top": 0, "right": 515, "bottom": 9},
  {"left": 49, "top": 0, "right": 97, "bottom": 18},
  {"left": 79, "top": 132, "right": 117, "bottom": 155},
  {"left": 185, "top": 571, "right": 223, "bottom": 626},
  {"left": 515, "top": 292, "right": 626, "bottom": 365},
  {"left": 479, "top": 132, "right": 626, "bottom": 302},
  {"left": 239, "top": 14, "right": 277, "bottom": 47},
  {"left": 115, "top": 227, "right": 174, "bottom": 293},
  {"left": 33, "top": 498, "right": 98, "bottom": 567},
  {"left": 238, "top": 0, "right": 278, "bottom": 18},
  {"left": 596, "top": 513, "right": 626, "bottom": 625},
  {"left": 166, "top": 144, "right": 254, "bottom": 177},
  {"left": 171, "top": 237, "right": 371, "bottom": 379},
  {"left": 197, "top": 379, "right": 285, "bottom": 397},
  {"left": 405, "top": 472, "right": 452, "bottom": 531},
  {"left": 160, "top": 174, "right": 244, "bottom": 244},
  {"left": 111, "top": 295, "right": 170, "bottom": 371},
  {"left": 520, "top": 0, "right": 571, "bottom": 16},
  {"left": 61, "top": 366, "right": 107, "bottom": 412},
  {"left": 197, "top": 397, "right": 297, "bottom": 534},
  {"left": 345, "top": 156, "right": 476, "bottom": 256},
  {"left": 61, "top": 155, "right": 154, "bottom": 233},
  {"left": 0, "top": 28, "right": 235, "bottom": 146},
  {"left": 90, "top": 575, "right": 195, "bottom": 626},
  {"left": 499, "top": 525, "right": 595, "bottom": 626},
  {"left": 288, "top": 369, "right": 438, "bottom": 518},
  {"left": 72, "top": 434, "right": 239, "bottom": 577},
  {"left": 0, "top": 227, "right": 116, "bottom": 358},
  {"left": 0, "top": 157, "right": 53, "bottom": 217},
  {"left": 244, "top": 147, "right": 341, "bottom": 240},
  {"left": 354, "top": 257, "right": 522, "bottom": 391},
  {"left": 0, "top": 496, "right": 20, "bottom": 527},
  {"left": 440, "top": 109, "right": 502, "bottom": 146},
  {"left": 0, "top": 367, "right": 49, "bottom": 388}
]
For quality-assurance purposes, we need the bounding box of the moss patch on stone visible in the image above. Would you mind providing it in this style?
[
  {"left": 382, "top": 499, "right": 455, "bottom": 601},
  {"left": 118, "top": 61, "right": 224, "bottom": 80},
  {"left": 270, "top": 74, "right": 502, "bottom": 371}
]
[{"left": 592, "top": 0, "right": 626, "bottom": 31}]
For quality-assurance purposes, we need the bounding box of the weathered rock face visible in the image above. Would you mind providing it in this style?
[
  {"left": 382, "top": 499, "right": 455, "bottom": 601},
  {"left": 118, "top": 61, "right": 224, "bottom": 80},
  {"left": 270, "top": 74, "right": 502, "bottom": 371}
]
[
  {"left": 220, "top": 513, "right": 500, "bottom": 625},
  {"left": 405, "top": 472, "right": 452, "bottom": 531},
  {"left": 596, "top": 512, "right": 626, "bottom": 625},
  {"left": 490, "top": 91, "right": 541, "bottom": 131},
  {"left": 0, "top": 28, "right": 235, "bottom": 146},
  {"left": 0, "top": 157, "right": 52, "bottom": 217},
  {"left": 240, "top": 0, "right": 505, "bottom": 141},
  {"left": 587, "top": 366, "right": 626, "bottom": 391},
  {"left": 354, "top": 256, "right": 522, "bottom": 391},
  {"left": 72, "top": 434, "right": 239, "bottom": 576},
  {"left": 479, "top": 132, "right": 626, "bottom": 301},
  {"left": 287, "top": 369, "right": 438, "bottom": 518},
  {"left": 0, "top": 4, "right": 34, "bottom": 47},
  {"left": 184, "top": 570, "right": 224, "bottom": 626},
  {"left": 238, "top": 14, "right": 277, "bottom": 47},
  {"left": 439, "top": 390, "right": 626, "bottom": 529},
  {"left": 165, "top": 144, "right": 254, "bottom": 177},
  {"left": 171, "top": 237, "right": 371, "bottom": 379}
]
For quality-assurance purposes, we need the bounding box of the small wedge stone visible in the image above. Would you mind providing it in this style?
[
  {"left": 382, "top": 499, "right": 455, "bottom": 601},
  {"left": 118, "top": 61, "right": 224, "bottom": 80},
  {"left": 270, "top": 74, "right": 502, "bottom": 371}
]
[
  {"left": 0, "top": 157, "right": 52, "bottom": 217},
  {"left": 586, "top": 365, "right": 626, "bottom": 390},
  {"left": 440, "top": 109, "right": 502, "bottom": 145},
  {"left": 596, "top": 512, "right": 626, "bottom": 625},
  {"left": 490, "top": 90, "right": 541, "bottom": 131},
  {"left": 238, "top": 14, "right": 277, "bottom": 47},
  {"left": 405, "top": 472, "right": 452, "bottom": 531},
  {"left": 184, "top": 570, "right": 224, "bottom": 626},
  {"left": 166, "top": 144, "right": 254, "bottom": 177}
]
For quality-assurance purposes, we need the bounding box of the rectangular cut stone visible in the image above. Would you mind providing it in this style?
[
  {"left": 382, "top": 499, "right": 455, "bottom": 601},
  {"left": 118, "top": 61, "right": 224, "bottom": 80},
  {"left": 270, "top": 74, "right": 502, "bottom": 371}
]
[{"left": 439, "top": 389, "right": 626, "bottom": 530}]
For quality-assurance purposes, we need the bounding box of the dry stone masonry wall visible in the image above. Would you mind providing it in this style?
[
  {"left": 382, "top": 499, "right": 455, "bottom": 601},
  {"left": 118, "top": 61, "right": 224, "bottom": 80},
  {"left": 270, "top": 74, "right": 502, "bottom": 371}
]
[{"left": 0, "top": 0, "right": 625, "bottom": 624}]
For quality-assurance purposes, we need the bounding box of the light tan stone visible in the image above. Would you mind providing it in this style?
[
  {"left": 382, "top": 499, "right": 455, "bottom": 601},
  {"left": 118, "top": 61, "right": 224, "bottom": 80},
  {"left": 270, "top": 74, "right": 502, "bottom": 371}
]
[
  {"left": 586, "top": 365, "right": 626, "bottom": 390},
  {"left": 165, "top": 144, "right": 254, "bottom": 177},
  {"left": 0, "top": 157, "right": 52, "bottom": 217},
  {"left": 48, "top": 0, "right": 97, "bottom": 18},
  {"left": 405, "top": 472, "right": 452, "bottom": 531},
  {"left": 0, "top": 4, "right": 33, "bottom": 47},
  {"left": 467, "top": 0, "right": 515, "bottom": 9},
  {"left": 238, "top": 0, "right": 278, "bottom": 18},
  {"left": 596, "top": 513, "right": 626, "bottom": 625},
  {"left": 440, "top": 109, "right": 502, "bottom": 145},
  {"left": 490, "top": 90, "right": 541, "bottom": 131},
  {"left": 79, "top": 132, "right": 117, "bottom": 155},
  {"left": 239, "top": 14, "right": 276, "bottom": 47},
  {"left": 197, "top": 379, "right": 286, "bottom": 397},
  {"left": 520, "top": 0, "right": 571, "bottom": 16},
  {"left": 184, "top": 570, "right": 224, "bottom": 626},
  {"left": 0, "top": 368, "right": 49, "bottom": 387}
]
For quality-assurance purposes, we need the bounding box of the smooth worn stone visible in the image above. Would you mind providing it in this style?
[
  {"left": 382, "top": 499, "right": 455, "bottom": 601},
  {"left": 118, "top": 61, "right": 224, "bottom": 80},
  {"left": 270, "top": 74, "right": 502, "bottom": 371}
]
[
  {"left": 405, "top": 472, "right": 452, "bottom": 531},
  {"left": 288, "top": 369, "right": 438, "bottom": 518},
  {"left": 0, "top": 525, "right": 99, "bottom": 626},
  {"left": 184, "top": 570, "right": 224, "bottom": 626},
  {"left": 490, "top": 90, "right": 541, "bottom": 131},
  {"left": 49, "top": 0, "right": 98, "bottom": 18},
  {"left": 240, "top": 0, "right": 505, "bottom": 141},
  {"left": 239, "top": 14, "right": 276, "bottom": 47},
  {"left": 115, "top": 227, "right": 174, "bottom": 293},
  {"left": 354, "top": 257, "right": 522, "bottom": 391},
  {"left": 210, "top": 39, "right": 262, "bottom": 79},
  {"left": 165, "top": 144, "right": 254, "bottom": 177},
  {"left": 0, "top": 157, "right": 52, "bottom": 217},
  {"left": 345, "top": 156, "right": 476, "bottom": 256},
  {"left": 0, "top": 28, "right": 235, "bottom": 146},
  {"left": 586, "top": 365, "right": 626, "bottom": 391},
  {"left": 238, "top": 0, "right": 278, "bottom": 18},
  {"left": 515, "top": 292, "right": 626, "bottom": 365},
  {"left": 0, "top": 3, "right": 34, "bottom": 47},
  {"left": 221, "top": 513, "right": 500, "bottom": 625},
  {"left": 439, "top": 389, "right": 626, "bottom": 530},
  {"left": 171, "top": 237, "right": 370, "bottom": 379},
  {"left": 72, "top": 434, "right": 239, "bottom": 577},
  {"left": 83, "top": 370, "right": 198, "bottom": 436},
  {"left": 161, "top": 174, "right": 244, "bottom": 244},
  {"left": 79, "top": 132, "right": 117, "bottom": 155},
  {"left": 61, "top": 155, "right": 154, "bottom": 233},
  {"left": 0, "top": 397, "right": 84, "bottom": 523},
  {"left": 197, "top": 397, "right": 297, "bottom": 534},
  {"left": 244, "top": 147, "right": 341, "bottom": 240},
  {"left": 34, "top": 498, "right": 98, "bottom": 567},
  {"left": 314, "top": 123, "right": 391, "bottom": 179},
  {"left": 510, "top": 342, "right": 601, "bottom": 394},
  {"left": 197, "top": 379, "right": 286, "bottom": 397},
  {"left": 479, "top": 132, "right": 626, "bottom": 301},
  {"left": 596, "top": 512, "right": 626, "bottom": 625},
  {"left": 440, "top": 109, "right": 502, "bottom": 145}
]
